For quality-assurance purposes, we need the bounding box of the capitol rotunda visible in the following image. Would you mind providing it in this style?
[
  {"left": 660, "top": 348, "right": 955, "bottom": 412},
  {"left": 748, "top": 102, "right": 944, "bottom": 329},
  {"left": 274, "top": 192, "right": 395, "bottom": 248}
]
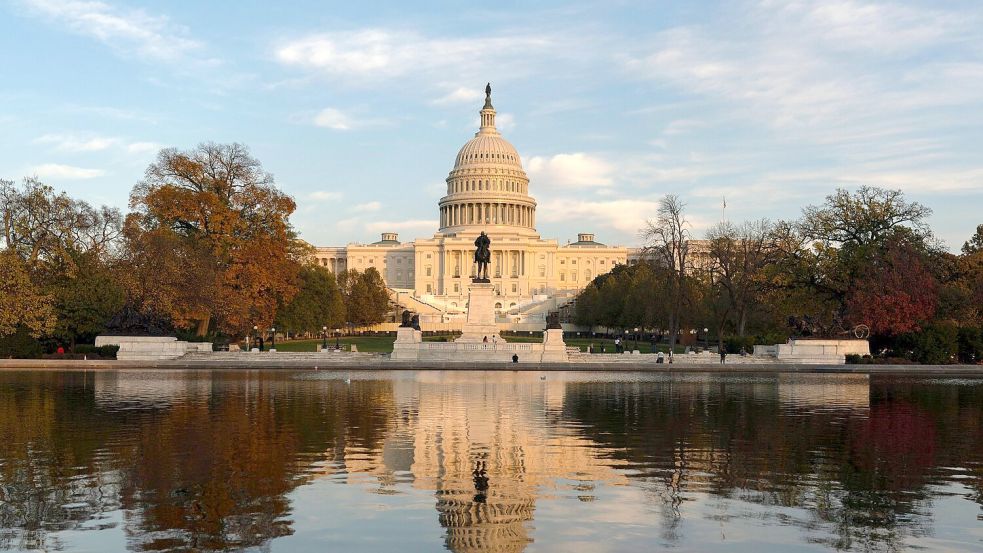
[{"left": 313, "top": 85, "right": 630, "bottom": 327}]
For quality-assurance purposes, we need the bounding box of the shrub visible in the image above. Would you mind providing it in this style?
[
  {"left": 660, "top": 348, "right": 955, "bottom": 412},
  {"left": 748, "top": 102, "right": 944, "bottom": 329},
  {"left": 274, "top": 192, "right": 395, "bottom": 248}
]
[
  {"left": 957, "top": 326, "right": 983, "bottom": 364},
  {"left": 895, "top": 322, "right": 959, "bottom": 364},
  {"left": 0, "top": 328, "right": 44, "bottom": 358}
]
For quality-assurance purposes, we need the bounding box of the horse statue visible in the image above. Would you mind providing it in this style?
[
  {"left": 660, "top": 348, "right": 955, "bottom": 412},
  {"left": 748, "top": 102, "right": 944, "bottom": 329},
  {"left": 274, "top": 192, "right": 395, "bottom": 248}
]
[{"left": 474, "top": 231, "right": 491, "bottom": 281}]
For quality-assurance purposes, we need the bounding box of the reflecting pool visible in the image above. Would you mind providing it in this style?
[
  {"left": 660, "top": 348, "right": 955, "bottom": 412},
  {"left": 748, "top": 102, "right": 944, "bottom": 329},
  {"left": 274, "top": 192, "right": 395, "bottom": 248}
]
[{"left": 0, "top": 370, "right": 981, "bottom": 552}]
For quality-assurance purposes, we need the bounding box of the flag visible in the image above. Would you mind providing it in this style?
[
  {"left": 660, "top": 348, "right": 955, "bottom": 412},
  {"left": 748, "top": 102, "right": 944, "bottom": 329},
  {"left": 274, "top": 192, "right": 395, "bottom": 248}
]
[{"left": 723, "top": 197, "right": 727, "bottom": 209}]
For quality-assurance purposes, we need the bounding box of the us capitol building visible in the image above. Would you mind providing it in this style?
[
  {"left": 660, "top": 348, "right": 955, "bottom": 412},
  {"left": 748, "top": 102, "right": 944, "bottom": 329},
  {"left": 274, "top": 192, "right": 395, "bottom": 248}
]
[{"left": 313, "top": 85, "right": 634, "bottom": 326}]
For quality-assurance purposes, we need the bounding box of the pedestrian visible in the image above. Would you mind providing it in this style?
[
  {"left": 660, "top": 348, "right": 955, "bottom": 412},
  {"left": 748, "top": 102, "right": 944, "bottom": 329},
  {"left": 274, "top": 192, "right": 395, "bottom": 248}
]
[
  {"left": 588, "top": 343, "right": 594, "bottom": 354},
  {"left": 512, "top": 354, "right": 519, "bottom": 363},
  {"left": 600, "top": 344, "right": 605, "bottom": 353},
  {"left": 56, "top": 345, "right": 65, "bottom": 355},
  {"left": 668, "top": 349, "right": 673, "bottom": 364},
  {"left": 482, "top": 335, "right": 488, "bottom": 343},
  {"left": 720, "top": 350, "right": 726, "bottom": 364}
]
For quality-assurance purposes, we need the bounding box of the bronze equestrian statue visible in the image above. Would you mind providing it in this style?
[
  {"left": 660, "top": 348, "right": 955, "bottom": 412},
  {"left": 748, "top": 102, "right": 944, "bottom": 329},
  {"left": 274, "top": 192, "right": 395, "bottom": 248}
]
[{"left": 474, "top": 231, "right": 491, "bottom": 281}]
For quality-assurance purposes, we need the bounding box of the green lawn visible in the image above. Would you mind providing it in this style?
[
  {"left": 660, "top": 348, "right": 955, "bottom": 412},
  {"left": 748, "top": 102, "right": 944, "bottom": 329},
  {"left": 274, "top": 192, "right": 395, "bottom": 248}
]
[{"left": 273, "top": 335, "right": 691, "bottom": 354}]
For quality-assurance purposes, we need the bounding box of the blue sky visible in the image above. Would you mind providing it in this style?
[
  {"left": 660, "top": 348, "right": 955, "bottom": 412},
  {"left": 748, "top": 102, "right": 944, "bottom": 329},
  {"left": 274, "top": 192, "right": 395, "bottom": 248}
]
[{"left": 1, "top": 0, "right": 981, "bottom": 251}]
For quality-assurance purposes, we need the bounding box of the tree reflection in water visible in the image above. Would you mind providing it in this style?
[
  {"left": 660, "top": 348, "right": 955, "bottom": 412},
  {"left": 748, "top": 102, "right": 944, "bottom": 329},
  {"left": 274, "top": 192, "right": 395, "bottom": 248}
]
[{"left": 0, "top": 371, "right": 980, "bottom": 552}]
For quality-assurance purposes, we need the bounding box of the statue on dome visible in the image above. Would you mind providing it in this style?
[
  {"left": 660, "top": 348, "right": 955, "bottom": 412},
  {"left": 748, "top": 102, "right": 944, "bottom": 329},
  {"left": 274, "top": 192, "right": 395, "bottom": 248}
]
[
  {"left": 485, "top": 82, "right": 491, "bottom": 97},
  {"left": 474, "top": 231, "right": 491, "bottom": 282}
]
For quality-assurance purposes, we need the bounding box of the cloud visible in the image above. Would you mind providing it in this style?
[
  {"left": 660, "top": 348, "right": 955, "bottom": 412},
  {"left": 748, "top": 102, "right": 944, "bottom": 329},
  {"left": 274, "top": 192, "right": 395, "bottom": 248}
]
[
  {"left": 309, "top": 190, "right": 343, "bottom": 202},
  {"left": 364, "top": 219, "right": 437, "bottom": 233},
  {"left": 526, "top": 153, "right": 614, "bottom": 189},
  {"left": 312, "top": 107, "right": 388, "bottom": 130},
  {"left": 352, "top": 201, "right": 382, "bottom": 212},
  {"left": 313, "top": 108, "right": 353, "bottom": 130},
  {"left": 34, "top": 133, "right": 117, "bottom": 152},
  {"left": 31, "top": 163, "right": 105, "bottom": 179},
  {"left": 538, "top": 198, "right": 661, "bottom": 235},
  {"left": 126, "top": 141, "right": 161, "bottom": 154},
  {"left": 275, "top": 29, "right": 551, "bottom": 80},
  {"left": 433, "top": 87, "right": 483, "bottom": 105},
  {"left": 20, "top": 0, "right": 202, "bottom": 62}
]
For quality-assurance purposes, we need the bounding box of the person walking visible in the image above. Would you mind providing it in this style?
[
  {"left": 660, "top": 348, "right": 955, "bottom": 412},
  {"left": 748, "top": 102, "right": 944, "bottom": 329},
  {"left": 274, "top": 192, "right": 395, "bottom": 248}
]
[{"left": 719, "top": 350, "right": 726, "bottom": 364}]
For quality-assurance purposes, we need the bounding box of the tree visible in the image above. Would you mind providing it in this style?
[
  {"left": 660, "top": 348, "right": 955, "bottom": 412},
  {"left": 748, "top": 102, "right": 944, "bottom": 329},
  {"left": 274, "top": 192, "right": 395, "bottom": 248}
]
[
  {"left": 275, "top": 265, "right": 346, "bottom": 334},
  {"left": 127, "top": 143, "right": 302, "bottom": 336},
  {"left": 704, "top": 219, "right": 781, "bottom": 336},
  {"left": 963, "top": 224, "right": 983, "bottom": 255},
  {"left": 793, "top": 186, "right": 938, "bottom": 333},
  {"left": 47, "top": 250, "right": 125, "bottom": 349},
  {"left": 845, "top": 239, "right": 938, "bottom": 336},
  {"left": 0, "top": 249, "right": 56, "bottom": 338},
  {"left": 641, "top": 195, "right": 690, "bottom": 347},
  {"left": 799, "top": 186, "right": 932, "bottom": 249},
  {"left": 339, "top": 268, "right": 390, "bottom": 327},
  {"left": 0, "top": 178, "right": 122, "bottom": 273}
]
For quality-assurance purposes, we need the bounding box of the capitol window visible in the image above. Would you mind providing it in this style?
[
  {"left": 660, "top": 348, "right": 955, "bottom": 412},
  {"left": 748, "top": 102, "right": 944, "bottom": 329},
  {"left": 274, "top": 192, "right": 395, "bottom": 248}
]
[
  {"left": 426, "top": 266, "right": 432, "bottom": 276},
  {"left": 560, "top": 273, "right": 565, "bottom": 281}
]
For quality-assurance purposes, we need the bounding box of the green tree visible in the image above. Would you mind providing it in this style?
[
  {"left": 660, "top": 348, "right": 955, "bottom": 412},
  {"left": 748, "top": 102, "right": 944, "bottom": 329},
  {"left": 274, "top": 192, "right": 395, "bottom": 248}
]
[
  {"left": 962, "top": 224, "right": 983, "bottom": 255},
  {"left": 339, "top": 268, "right": 390, "bottom": 327},
  {"left": 47, "top": 251, "right": 125, "bottom": 349},
  {"left": 275, "top": 265, "right": 346, "bottom": 334}
]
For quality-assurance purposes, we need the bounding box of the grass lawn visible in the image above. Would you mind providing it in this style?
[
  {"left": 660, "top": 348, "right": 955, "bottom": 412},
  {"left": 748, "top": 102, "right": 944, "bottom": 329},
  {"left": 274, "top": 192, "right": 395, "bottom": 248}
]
[
  {"left": 273, "top": 335, "right": 693, "bottom": 354},
  {"left": 273, "top": 337, "right": 396, "bottom": 353}
]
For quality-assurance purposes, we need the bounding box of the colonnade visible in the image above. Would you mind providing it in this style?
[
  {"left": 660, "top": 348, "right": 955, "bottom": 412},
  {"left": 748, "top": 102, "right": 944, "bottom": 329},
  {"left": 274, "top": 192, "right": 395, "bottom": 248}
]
[
  {"left": 440, "top": 202, "right": 535, "bottom": 228},
  {"left": 444, "top": 248, "right": 526, "bottom": 280}
]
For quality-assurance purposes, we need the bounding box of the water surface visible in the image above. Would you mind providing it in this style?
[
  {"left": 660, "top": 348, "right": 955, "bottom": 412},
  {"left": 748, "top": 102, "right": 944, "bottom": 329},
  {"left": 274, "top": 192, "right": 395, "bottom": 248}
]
[{"left": 0, "top": 370, "right": 981, "bottom": 552}]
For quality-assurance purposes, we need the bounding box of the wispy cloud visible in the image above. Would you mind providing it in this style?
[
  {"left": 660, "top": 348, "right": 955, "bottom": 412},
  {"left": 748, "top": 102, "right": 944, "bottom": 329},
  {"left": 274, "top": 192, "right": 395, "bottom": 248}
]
[
  {"left": 352, "top": 201, "right": 382, "bottom": 212},
  {"left": 31, "top": 163, "right": 105, "bottom": 179},
  {"left": 20, "top": 0, "right": 202, "bottom": 62},
  {"left": 364, "top": 219, "right": 436, "bottom": 233},
  {"left": 314, "top": 108, "right": 354, "bottom": 130},
  {"left": 275, "top": 29, "right": 553, "bottom": 81},
  {"left": 526, "top": 153, "right": 614, "bottom": 189},
  {"left": 308, "top": 190, "right": 343, "bottom": 202},
  {"left": 126, "top": 141, "right": 161, "bottom": 154},
  {"left": 433, "top": 86, "right": 483, "bottom": 105},
  {"left": 34, "top": 133, "right": 117, "bottom": 152}
]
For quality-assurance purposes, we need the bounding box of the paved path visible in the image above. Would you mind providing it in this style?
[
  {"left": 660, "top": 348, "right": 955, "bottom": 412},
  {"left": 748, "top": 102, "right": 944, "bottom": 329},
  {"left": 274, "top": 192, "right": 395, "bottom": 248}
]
[{"left": 1, "top": 358, "right": 981, "bottom": 375}]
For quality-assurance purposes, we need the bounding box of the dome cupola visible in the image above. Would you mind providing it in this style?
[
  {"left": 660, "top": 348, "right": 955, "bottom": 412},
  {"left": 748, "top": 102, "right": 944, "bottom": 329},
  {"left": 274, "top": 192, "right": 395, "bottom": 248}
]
[{"left": 438, "top": 84, "right": 537, "bottom": 237}]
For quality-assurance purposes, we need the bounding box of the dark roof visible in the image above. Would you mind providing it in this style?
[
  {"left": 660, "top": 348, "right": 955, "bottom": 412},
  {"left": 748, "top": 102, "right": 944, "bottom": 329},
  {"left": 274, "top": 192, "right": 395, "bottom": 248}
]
[
  {"left": 370, "top": 239, "right": 401, "bottom": 246},
  {"left": 566, "top": 239, "right": 606, "bottom": 247}
]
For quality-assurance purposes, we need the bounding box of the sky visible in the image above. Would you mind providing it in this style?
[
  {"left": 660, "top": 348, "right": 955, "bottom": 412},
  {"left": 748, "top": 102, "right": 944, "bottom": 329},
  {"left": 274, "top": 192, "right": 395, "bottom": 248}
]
[{"left": 1, "top": 0, "right": 981, "bottom": 251}]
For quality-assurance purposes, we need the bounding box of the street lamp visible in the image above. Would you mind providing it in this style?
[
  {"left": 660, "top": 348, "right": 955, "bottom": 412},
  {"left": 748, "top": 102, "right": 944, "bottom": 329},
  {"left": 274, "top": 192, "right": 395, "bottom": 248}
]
[
  {"left": 253, "top": 325, "right": 258, "bottom": 351},
  {"left": 633, "top": 327, "right": 639, "bottom": 351},
  {"left": 335, "top": 328, "right": 341, "bottom": 350},
  {"left": 270, "top": 327, "right": 276, "bottom": 350},
  {"left": 703, "top": 327, "right": 709, "bottom": 351},
  {"left": 322, "top": 326, "right": 328, "bottom": 351}
]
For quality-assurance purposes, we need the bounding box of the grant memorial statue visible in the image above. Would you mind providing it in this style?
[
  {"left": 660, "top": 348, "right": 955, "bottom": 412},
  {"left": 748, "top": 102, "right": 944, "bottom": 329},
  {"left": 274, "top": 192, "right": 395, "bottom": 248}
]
[{"left": 474, "top": 231, "right": 491, "bottom": 281}]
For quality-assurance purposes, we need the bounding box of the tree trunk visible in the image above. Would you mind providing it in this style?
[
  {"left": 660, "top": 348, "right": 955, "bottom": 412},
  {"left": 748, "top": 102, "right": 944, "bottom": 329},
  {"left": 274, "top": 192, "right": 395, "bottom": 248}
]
[{"left": 196, "top": 317, "right": 210, "bottom": 337}]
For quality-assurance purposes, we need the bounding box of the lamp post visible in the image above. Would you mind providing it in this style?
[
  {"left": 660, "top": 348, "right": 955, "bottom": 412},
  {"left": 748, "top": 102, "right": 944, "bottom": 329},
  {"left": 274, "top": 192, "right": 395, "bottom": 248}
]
[
  {"left": 322, "top": 326, "right": 327, "bottom": 351},
  {"left": 253, "top": 325, "right": 258, "bottom": 351},
  {"left": 270, "top": 327, "right": 276, "bottom": 350},
  {"left": 334, "top": 329, "right": 341, "bottom": 350},
  {"left": 623, "top": 329, "right": 628, "bottom": 353},
  {"left": 703, "top": 327, "right": 709, "bottom": 351},
  {"left": 689, "top": 328, "right": 696, "bottom": 351},
  {"left": 633, "top": 327, "right": 639, "bottom": 351}
]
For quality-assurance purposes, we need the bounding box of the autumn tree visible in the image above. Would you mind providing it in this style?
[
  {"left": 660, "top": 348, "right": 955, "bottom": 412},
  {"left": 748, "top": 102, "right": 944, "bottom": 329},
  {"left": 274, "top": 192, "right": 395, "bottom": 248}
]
[
  {"left": 126, "top": 143, "right": 302, "bottom": 336},
  {"left": 0, "top": 249, "right": 56, "bottom": 338},
  {"left": 275, "top": 265, "right": 346, "bottom": 335},
  {"left": 792, "top": 186, "right": 937, "bottom": 334}
]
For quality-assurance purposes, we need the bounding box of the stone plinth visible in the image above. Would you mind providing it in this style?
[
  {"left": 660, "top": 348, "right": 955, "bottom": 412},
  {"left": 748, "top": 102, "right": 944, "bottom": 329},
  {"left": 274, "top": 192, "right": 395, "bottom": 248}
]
[
  {"left": 95, "top": 336, "right": 212, "bottom": 361},
  {"left": 391, "top": 326, "right": 424, "bottom": 360},
  {"left": 753, "top": 339, "right": 870, "bottom": 364},
  {"left": 455, "top": 281, "right": 501, "bottom": 343},
  {"left": 540, "top": 329, "right": 568, "bottom": 362}
]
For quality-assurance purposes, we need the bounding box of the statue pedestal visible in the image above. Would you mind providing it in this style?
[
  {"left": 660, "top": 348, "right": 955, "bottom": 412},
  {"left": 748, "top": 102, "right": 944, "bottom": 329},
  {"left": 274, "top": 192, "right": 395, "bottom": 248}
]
[
  {"left": 391, "top": 326, "right": 423, "bottom": 360},
  {"left": 540, "top": 328, "right": 568, "bottom": 362},
  {"left": 455, "top": 281, "right": 501, "bottom": 343}
]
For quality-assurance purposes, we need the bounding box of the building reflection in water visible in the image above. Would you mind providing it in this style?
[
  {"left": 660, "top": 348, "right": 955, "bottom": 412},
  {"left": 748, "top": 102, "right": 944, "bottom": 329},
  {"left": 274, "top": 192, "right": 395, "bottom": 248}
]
[{"left": 1, "top": 370, "right": 982, "bottom": 552}]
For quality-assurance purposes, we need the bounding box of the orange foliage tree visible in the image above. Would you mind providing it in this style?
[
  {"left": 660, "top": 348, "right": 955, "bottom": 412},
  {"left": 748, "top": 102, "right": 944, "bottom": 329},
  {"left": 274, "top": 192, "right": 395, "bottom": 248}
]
[{"left": 126, "top": 143, "right": 301, "bottom": 337}]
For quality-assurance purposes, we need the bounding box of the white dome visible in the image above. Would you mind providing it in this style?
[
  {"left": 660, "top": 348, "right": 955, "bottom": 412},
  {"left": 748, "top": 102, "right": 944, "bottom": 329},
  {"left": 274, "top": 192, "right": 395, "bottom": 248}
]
[
  {"left": 437, "top": 84, "right": 537, "bottom": 237},
  {"left": 453, "top": 135, "right": 522, "bottom": 170}
]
